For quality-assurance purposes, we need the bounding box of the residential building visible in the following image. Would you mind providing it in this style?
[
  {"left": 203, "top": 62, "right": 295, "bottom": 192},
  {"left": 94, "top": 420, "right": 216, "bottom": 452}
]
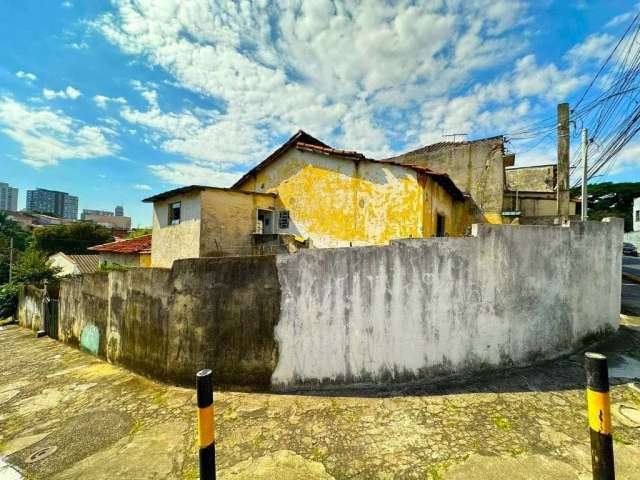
[
  {"left": 88, "top": 234, "right": 152, "bottom": 267},
  {"left": 48, "top": 253, "right": 100, "bottom": 276},
  {"left": 384, "top": 137, "right": 578, "bottom": 224},
  {"left": 5, "top": 211, "right": 74, "bottom": 231},
  {"left": 0, "top": 182, "right": 18, "bottom": 211},
  {"left": 144, "top": 131, "right": 466, "bottom": 268},
  {"left": 26, "top": 188, "right": 78, "bottom": 219},
  {"left": 115, "top": 205, "right": 124, "bottom": 216},
  {"left": 634, "top": 197, "right": 640, "bottom": 232},
  {"left": 81, "top": 209, "right": 113, "bottom": 219},
  {"left": 81, "top": 208, "right": 132, "bottom": 230}
]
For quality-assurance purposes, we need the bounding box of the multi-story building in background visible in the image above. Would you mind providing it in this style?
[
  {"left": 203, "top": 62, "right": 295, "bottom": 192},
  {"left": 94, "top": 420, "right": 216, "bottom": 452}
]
[
  {"left": 81, "top": 206, "right": 131, "bottom": 231},
  {"left": 81, "top": 209, "right": 114, "bottom": 220},
  {"left": 0, "top": 182, "right": 18, "bottom": 211},
  {"left": 25, "top": 188, "right": 78, "bottom": 219}
]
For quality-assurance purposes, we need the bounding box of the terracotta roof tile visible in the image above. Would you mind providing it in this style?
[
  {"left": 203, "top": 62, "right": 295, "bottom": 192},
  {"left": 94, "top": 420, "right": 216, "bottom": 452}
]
[{"left": 88, "top": 234, "right": 152, "bottom": 254}]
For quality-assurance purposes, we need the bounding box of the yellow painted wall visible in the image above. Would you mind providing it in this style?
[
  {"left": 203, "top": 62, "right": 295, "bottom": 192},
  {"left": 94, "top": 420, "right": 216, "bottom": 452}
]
[
  {"left": 200, "top": 189, "right": 276, "bottom": 256},
  {"left": 151, "top": 191, "right": 202, "bottom": 268},
  {"left": 139, "top": 254, "right": 151, "bottom": 268},
  {"left": 236, "top": 148, "right": 463, "bottom": 246}
]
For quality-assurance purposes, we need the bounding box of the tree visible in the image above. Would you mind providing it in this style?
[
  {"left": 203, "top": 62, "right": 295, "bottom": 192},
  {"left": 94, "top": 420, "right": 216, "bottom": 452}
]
[
  {"left": 12, "top": 247, "right": 59, "bottom": 285},
  {"left": 571, "top": 181, "right": 639, "bottom": 232},
  {"left": 127, "top": 228, "right": 152, "bottom": 239},
  {"left": 32, "top": 222, "right": 114, "bottom": 255},
  {"left": 0, "top": 212, "right": 32, "bottom": 284}
]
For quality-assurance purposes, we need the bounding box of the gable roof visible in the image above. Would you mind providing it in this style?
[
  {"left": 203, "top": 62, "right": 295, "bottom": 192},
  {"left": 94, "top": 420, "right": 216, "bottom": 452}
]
[
  {"left": 231, "top": 130, "right": 330, "bottom": 189},
  {"left": 383, "top": 135, "right": 505, "bottom": 162},
  {"left": 50, "top": 253, "right": 100, "bottom": 274},
  {"left": 88, "top": 234, "right": 152, "bottom": 254},
  {"left": 142, "top": 185, "right": 276, "bottom": 203}
]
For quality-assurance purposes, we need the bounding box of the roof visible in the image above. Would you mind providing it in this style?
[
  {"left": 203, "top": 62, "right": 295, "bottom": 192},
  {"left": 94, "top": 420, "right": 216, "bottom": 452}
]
[
  {"left": 295, "top": 142, "right": 366, "bottom": 159},
  {"left": 231, "top": 130, "right": 330, "bottom": 189},
  {"left": 50, "top": 253, "right": 100, "bottom": 274},
  {"left": 143, "top": 185, "right": 276, "bottom": 203},
  {"left": 383, "top": 135, "right": 505, "bottom": 162},
  {"left": 88, "top": 234, "right": 152, "bottom": 254}
]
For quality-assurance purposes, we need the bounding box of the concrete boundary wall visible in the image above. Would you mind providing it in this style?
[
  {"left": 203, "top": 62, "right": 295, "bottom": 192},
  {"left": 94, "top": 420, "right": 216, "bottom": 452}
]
[
  {"left": 18, "top": 220, "right": 623, "bottom": 390},
  {"left": 17, "top": 285, "right": 44, "bottom": 331},
  {"left": 272, "top": 219, "right": 622, "bottom": 388}
]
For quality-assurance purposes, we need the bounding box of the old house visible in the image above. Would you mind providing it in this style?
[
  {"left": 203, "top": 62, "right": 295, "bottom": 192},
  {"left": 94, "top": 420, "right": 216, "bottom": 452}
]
[
  {"left": 48, "top": 253, "right": 99, "bottom": 276},
  {"left": 383, "top": 136, "right": 578, "bottom": 224},
  {"left": 144, "top": 131, "right": 466, "bottom": 267},
  {"left": 504, "top": 164, "right": 578, "bottom": 221},
  {"left": 88, "top": 234, "right": 152, "bottom": 268}
]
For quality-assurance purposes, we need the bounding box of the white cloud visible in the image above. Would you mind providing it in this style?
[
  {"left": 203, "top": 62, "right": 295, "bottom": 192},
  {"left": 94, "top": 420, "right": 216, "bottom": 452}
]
[
  {"left": 43, "top": 86, "right": 82, "bottom": 100},
  {"left": 133, "top": 183, "right": 152, "bottom": 190},
  {"left": 148, "top": 163, "right": 241, "bottom": 186},
  {"left": 0, "top": 97, "right": 119, "bottom": 167},
  {"left": 93, "top": 94, "right": 127, "bottom": 108},
  {"left": 61, "top": 1, "right": 73, "bottom": 7},
  {"left": 94, "top": 0, "right": 617, "bottom": 184},
  {"left": 16, "top": 71, "right": 37, "bottom": 82},
  {"left": 567, "top": 33, "right": 616, "bottom": 64}
]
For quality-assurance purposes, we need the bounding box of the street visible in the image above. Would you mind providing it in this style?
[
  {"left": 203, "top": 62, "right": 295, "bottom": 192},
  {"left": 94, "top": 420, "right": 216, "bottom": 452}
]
[{"left": 1, "top": 309, "right": 639, "bottom": 478}]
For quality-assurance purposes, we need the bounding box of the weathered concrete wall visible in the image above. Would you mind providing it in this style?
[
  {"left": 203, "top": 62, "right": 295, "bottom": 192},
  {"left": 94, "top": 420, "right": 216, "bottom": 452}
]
[
  {"left": 200, "top": 189, "right": 276, "bottom": 256},
  {"left": 17, "top": 285, "right": 44, "bottom": 331},
  {"left": 27, "top": 220, "right": 622, "bottom": 391},
  {"left": 386, "top": 138, "right": 507, "bottom": 224},
  {"left": 57, "top": 256, "right": 281, "bottom": 387},
  {"left": 151, "top": 190, "right": 202, "bottom": 268},
  {"left": 237, "top": 148, "right": 463, "bottom": 247},
  {"left": 505, "top": 165, "right": 556, "bottom": 192},
  {"left": 271, "top": 219, "right": 623, "bottom": 388}
]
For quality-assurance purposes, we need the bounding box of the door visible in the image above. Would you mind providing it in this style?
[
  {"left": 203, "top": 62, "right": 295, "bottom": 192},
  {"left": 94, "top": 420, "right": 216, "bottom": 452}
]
[{"left": 436, "top": 213, "right": 446, "bottom": 237}]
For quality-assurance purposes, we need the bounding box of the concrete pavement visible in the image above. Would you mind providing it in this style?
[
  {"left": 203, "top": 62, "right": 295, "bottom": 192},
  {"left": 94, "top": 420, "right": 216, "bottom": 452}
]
[{"left": 1, "top": 319, "right": 639, "bottom": 479}]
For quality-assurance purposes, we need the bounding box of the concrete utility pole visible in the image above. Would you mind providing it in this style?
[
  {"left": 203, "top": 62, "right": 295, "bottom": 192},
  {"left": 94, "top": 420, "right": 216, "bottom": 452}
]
[
  {"left": 581, "top": 128, "right": 589, "bottom": 221},
  {"left": 557, "top": 103, "right": 570, "bottom": 220}
]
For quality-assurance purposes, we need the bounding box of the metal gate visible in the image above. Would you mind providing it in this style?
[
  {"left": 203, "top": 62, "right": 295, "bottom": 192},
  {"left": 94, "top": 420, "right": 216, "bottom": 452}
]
[{"left": 45, "top": 299, "right": 59, "bottom": 339}]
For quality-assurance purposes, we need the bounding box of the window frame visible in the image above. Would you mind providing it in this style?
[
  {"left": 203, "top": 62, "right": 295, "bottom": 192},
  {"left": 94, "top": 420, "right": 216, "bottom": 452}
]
[
  {"left": 168, "top": 201, "right": 181, "bottom": 226},
  {"left": 278, "top": 210, "right": 290, "bottom": 230}
]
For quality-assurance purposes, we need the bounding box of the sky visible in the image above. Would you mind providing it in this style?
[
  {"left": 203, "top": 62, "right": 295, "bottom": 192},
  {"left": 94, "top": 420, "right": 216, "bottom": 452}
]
[{"left": 1, "top": 0, "right": 640, "bottom": 227}]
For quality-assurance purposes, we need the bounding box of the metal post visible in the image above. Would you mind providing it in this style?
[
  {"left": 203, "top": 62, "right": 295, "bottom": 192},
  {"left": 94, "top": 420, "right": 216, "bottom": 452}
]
[
  {"left": 581, "top": 128, "right": 589, "bottom": 221},
  {"left": 197, "top": 369, "right": 216, "bottom": 480},
  {"left": 8, "top": 236, "right": 13, "bottom": 283},
  {"left": 585, "top": 352, "right": 615, "bottom": 480}
]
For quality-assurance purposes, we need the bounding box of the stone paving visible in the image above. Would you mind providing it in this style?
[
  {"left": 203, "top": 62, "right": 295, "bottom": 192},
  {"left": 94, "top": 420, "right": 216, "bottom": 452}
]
[{"left": 1, "top": 318, "right": 639, "bottom": 479}]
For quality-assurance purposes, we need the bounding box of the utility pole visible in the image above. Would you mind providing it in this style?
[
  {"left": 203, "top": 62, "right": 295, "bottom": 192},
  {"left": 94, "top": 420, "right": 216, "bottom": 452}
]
[
  {"left": 581, "top": 128, "right": 589, "bottom": 221},
  {"left": 8, "top": 236, "right": 13, "bottom": 283},
  {"left": 557, "top": 103, "right": 570, "bottom": 221}
]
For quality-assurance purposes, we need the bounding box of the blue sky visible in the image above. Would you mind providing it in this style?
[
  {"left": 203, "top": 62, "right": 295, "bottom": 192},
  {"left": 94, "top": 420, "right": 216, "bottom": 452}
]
[{"left": 1, "top": 0, "right": 639, "bottom": 226}]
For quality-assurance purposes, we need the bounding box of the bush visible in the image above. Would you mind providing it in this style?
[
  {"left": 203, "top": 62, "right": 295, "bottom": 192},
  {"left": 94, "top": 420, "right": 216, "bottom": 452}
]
[{"left": 0, "top": 283, "right": 19, "bottom": 319}]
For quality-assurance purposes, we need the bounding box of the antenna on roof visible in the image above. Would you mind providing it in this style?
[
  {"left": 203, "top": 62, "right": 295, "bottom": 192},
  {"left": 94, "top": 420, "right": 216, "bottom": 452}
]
[{"left": 442, "top": 133, "right": 468, "bottom": 142}]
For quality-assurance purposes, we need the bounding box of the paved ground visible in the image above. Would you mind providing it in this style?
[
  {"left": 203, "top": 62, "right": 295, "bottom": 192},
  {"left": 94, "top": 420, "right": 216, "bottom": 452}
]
[
  {"left": 1, "top": 308, "right": 640, "bottom": 478},
  {"left": 623, "top": 254, "right": 640, "bottom": 280}
]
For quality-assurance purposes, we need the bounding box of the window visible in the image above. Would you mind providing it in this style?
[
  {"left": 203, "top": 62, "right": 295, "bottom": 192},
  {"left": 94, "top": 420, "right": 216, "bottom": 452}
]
[
  {"left": 168, "top": 201, "right": 181, "bottom": 225},
  {"left": 636, "top": 210, "right": 640, "bottom": 222},
  {"left": 436, "top": 213, "right": 446, "bottom": 237},
  {"left": 279, "top": 210, "right": 290, "bottom": 230}
]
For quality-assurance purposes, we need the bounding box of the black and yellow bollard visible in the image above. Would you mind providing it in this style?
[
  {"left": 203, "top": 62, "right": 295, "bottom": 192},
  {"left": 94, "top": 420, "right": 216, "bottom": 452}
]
[
  {"left": 585, "top": 352, "right": 615, "bottom": 480},
  {"left": 197, "top": 369, "right": 216, "bottom": 480}
]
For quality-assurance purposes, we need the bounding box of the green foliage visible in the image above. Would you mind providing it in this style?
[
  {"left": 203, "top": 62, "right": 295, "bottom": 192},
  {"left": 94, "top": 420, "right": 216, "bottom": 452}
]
[
  {"left": 12, "top": 247, "right": 59, "bottom": 284},
  {"left": 0, "top": 283, "right": 19, "bottom": 319},
  {"left": 97, "top": 262, "right": 131, "bottom": 272},
  {"left": 32, "top": 222, "right": 114, "bottom": 255},
  {"left": 127, "top": 228, "right": 152, "bottom": 239},
  {"left": 571, "top": 182, "right": 640, "bottom": 232},
  {"left": 0, "top": 212, "right": 32, "bottom": 284}
]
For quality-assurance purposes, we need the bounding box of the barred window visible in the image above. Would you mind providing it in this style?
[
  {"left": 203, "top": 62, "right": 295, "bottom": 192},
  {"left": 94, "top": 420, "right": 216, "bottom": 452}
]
[{"left": 279, "top": 210, "right": 290, "bottom": 229}]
